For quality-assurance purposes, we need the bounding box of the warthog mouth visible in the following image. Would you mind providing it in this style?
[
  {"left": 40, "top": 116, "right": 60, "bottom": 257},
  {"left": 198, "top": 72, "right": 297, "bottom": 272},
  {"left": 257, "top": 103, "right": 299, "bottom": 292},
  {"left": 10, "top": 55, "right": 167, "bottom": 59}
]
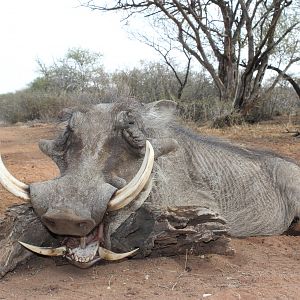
[
  {"left": 19, "top": 223, "right": 138, "bottom": 268},
  {"left": 1, "top": 141, "right": 154, "bottom": 268}
]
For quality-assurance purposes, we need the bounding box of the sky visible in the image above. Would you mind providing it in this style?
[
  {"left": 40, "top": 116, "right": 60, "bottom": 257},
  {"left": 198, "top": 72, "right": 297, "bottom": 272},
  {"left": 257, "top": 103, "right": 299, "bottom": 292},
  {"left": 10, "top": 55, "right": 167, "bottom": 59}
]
[{"left": 0, "top": 0, "right": 158, "bottom": 94}]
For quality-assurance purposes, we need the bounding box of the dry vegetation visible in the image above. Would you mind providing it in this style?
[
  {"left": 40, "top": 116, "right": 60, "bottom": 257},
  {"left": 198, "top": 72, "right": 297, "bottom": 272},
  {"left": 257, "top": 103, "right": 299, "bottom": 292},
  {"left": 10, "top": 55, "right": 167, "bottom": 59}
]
[{"left": 197, "top": 114, "right": 300, "bottom": 161}]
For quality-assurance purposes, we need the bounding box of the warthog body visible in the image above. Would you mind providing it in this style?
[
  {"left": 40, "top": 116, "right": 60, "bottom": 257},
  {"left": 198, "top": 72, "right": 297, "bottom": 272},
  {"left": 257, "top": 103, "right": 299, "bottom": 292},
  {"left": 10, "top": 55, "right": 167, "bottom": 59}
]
[{"left": 1, "top": 99, "right": 300, "bottom": 269}]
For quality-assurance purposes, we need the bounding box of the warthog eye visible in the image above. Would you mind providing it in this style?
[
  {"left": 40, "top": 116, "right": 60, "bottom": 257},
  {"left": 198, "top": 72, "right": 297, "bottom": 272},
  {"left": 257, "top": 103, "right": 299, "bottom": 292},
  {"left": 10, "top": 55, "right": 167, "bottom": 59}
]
[
  {"left": 125, "top": 111, "right": 135, "bottom": 126},
  {"left": 113, "top": 110, "right": 146, "bottom": 152}
]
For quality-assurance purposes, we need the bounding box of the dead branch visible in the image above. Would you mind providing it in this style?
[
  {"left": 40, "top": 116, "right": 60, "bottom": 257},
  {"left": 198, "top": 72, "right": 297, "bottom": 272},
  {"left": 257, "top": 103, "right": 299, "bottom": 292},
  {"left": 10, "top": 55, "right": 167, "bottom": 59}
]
[
  {"left": 0, "top": 204, "right": 53, "bottom": 278},
  {"left": 284, "top": 128, "right": 300, "bottom": 137}
]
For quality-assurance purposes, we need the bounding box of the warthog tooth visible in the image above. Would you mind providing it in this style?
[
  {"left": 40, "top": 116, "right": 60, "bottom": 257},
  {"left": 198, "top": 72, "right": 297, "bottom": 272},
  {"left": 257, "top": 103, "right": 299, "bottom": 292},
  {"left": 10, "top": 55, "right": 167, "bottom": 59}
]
[
  {"left": 19, "top": 241, "right": 66, "bottom": 256},
  {"left": 108, "top": 140, "right": 154, "bottom": 211},
  {"left": 98, "top": 247, "right": 139, "bottom": 261},
  {"left": 0, "top": 154, "right": 30, "bottom": 200},
  {"left": 80, "top": 237, "right": 87, "bottom": 249}
]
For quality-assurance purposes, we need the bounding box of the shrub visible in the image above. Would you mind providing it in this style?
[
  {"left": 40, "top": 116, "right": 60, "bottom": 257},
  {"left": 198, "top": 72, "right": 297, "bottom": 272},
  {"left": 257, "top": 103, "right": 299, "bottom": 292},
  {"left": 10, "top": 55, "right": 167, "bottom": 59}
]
[{"left": 0, "top": 91, "right": 79, "bottom": 123}]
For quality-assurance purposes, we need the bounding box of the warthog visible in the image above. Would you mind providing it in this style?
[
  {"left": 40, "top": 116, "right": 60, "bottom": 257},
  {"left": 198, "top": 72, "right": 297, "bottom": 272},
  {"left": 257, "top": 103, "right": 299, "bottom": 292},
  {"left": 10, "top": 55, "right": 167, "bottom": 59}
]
[{"left": 1, "top": 99, "right": 300, "bottom": 269}]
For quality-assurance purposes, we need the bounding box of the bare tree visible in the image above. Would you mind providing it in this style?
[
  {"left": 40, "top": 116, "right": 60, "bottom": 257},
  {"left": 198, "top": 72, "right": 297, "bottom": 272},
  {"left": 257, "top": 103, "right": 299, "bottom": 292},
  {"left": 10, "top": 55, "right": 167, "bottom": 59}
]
[
  {"left": 132, "top": 23, "right": 192, "bottom": 100},
  {"left": 83, "top": 0, "right": 300, "bottom": 116},
  {"left": 267, "top": 64, "right": 300, "bottom": 100}
]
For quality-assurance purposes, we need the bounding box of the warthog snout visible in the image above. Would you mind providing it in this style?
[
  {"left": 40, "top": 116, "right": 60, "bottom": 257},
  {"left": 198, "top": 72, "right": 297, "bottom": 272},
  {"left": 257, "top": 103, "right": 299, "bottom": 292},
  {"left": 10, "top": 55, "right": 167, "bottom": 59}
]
[
  {"left": 41, "top": 208, "right": 96, "bottom": 236},
  {"left": 29, "top": 178, "right": 118, "bottom": 238}
]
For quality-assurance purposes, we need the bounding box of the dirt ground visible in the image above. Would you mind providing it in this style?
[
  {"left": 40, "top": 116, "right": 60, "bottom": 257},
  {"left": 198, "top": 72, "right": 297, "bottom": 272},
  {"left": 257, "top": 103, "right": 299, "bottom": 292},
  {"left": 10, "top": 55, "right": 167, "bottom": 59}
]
[{"left": 1, "top": 118, "right": 300, "bottom": 300}]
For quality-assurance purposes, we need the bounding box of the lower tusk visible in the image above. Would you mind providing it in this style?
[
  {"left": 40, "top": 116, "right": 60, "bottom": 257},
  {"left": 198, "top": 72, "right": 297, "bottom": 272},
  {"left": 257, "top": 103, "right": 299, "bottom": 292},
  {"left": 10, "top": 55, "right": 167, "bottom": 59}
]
[
  {"left": 108, "top": 140, "right": 154, "bottom": 211},
  {"left": 98, "top": 247, "right": 139, "bottom": 261},
  {"left": 0, "top": 154, "right": 30, "bottom": 200},
  {"left": 19, "top": 241, "right": 66, "bottom": 256}
]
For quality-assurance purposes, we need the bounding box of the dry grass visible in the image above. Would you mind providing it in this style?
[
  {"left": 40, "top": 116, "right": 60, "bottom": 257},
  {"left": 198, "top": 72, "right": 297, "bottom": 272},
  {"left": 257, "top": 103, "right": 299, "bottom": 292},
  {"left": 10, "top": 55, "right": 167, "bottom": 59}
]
[{"left": 195, "top": 115, "right": 300, "bottom": 162}]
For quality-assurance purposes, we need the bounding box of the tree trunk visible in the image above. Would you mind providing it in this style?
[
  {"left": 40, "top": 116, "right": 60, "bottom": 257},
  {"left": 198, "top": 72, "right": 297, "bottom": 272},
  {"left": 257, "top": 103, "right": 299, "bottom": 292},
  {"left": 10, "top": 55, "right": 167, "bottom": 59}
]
[
  {"left": 234, "top": 70, "right": 255, "bottom": 114},
  {"left": 0, "top": 204, "right": 233, "bottom": 278},
  {"left": 110, "top": 204, "right": 233, "bottom": 258},
  {"left": 218, "top": 57, "right": 239, "bottom": 104},
  {"left": 0, "top": 204, "right": 53, "bottom": 278}
]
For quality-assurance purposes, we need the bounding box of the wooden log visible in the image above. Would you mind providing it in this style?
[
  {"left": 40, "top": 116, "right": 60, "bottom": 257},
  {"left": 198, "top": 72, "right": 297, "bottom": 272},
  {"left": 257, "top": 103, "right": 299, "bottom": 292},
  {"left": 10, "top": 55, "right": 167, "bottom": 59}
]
[
  {"left": 0, "top": 204, "right": 52, "bottom": 278},
  {"left": 110, "top": 204, "right": 233, "bottom": 257},
  {"left": 0, "top": 203, "right": 233, "bottom": 278}
]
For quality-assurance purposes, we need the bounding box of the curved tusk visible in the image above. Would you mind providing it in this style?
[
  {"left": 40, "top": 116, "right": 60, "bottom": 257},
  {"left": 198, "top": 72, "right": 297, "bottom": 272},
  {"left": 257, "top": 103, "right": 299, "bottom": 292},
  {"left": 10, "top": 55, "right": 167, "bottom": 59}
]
[
  {"left": 19, "top": 241, "right": 66, "bottom": 256},
  {"left": 115, "top": 140, "right": 153, "bottom": 195},
  {"left": 0, "top": 154, "right": 30, "bottom": 200},
  {"left": 108, "top": 140, "right": 154, "bottom": 211},
  {"left": 0, "top": 176, "right": 30, "bottom": 200},
  {"left": 0, "top": 155, "right": 29, "bottom": 189},
  {"left": 98, "top": 247, "right": 139, "bottom": 261}
]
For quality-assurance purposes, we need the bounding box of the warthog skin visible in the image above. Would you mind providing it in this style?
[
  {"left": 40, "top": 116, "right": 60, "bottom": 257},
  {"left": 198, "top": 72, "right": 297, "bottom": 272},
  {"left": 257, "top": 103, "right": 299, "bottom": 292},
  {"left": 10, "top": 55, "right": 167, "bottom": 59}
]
[{"left": 30, "top": 99, "right": 300, "bottom": 239}]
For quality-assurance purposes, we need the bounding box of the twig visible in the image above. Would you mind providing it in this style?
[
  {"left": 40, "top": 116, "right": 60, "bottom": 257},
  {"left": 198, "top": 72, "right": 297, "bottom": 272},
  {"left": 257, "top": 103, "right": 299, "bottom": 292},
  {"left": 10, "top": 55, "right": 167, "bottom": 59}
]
[
  {"left": 171, "top": 281, "right": 178, "bottom": 290},
  {"left": 171, "top": 249, "right": 190, "bottom": 290},
  {"left": 184, "top": 249, "right": 189, "bottom": 271},
  {"left": 284, "top": 128, "right": 300, "bottom": 137},
  {"left": 107, "top": 275, "right": 113, "bottom": 289}
]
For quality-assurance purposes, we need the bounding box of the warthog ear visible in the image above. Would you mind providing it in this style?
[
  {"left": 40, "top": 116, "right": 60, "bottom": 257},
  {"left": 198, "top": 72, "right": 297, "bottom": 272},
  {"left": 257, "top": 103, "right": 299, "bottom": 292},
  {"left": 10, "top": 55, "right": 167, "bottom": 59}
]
[
  {"left": 39, "top": 126, "right": 71, "bottom": 173},
  {"left": 39, "top": 139, "right": 67, "bottom": 173},
  {"left": 57, "top": 107, "right": 75, "bottom": 122},
  {"left": 39, "top": 139, "right": 54, "bottom": 156},
  {"left": 144, "top": 101, "right": 178, "bottom": 157},
  {"left": 57, "top": 106, "right": 88, "bottom": 122}
]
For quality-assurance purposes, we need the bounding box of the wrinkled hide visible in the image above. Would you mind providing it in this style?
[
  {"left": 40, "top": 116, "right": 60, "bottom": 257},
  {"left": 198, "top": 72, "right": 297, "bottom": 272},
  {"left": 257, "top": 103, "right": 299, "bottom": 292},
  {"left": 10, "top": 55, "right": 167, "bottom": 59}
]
[{"left": 1, "top": 98, "right": 300, "bottom": 273}]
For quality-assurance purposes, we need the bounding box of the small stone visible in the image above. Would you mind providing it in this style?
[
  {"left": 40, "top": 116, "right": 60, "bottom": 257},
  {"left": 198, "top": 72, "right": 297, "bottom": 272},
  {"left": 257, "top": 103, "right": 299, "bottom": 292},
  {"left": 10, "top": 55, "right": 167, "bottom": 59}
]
[{"left": 203, "top": 294, "right": 212, "bottom": 298}]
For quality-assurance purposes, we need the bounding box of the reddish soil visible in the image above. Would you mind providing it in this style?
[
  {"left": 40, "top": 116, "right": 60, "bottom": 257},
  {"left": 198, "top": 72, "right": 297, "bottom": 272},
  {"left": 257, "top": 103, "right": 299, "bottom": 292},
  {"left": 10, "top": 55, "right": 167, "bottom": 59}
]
[{"left": 1, "top": 119, "right": 300, "bottom": 300}]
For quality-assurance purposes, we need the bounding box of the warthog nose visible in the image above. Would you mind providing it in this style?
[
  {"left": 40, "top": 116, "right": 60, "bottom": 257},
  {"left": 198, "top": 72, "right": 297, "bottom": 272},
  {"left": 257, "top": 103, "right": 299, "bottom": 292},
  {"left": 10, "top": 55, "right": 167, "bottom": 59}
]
[{"left": 41, "top": 209, "right": 96, "bottom": 237}]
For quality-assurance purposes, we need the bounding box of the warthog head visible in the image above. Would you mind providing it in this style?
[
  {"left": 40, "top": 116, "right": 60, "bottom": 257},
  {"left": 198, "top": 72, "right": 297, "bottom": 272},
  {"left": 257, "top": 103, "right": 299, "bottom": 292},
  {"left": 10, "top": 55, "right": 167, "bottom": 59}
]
[{"left": 0, "top": 99, "right": 178, "bottom": 267}]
